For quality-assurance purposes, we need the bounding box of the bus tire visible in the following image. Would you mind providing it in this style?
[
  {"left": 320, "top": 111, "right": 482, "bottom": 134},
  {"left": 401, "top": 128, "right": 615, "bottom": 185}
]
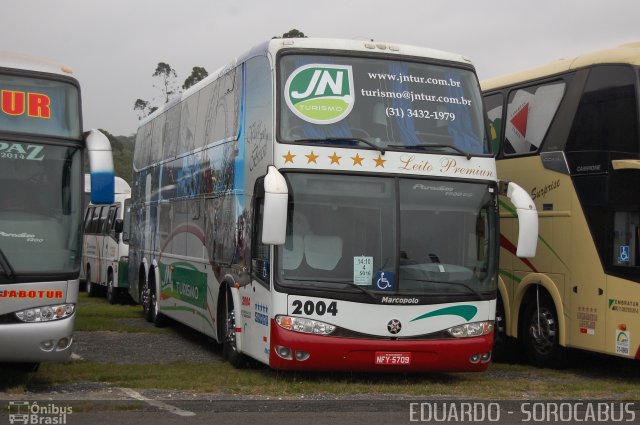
[
  {"left": 141, "top": 276, "right": 153, "bottom": 322},
  {"left": 520, "top": 288, "right": 566, "bottom": 368},
  {"left": 106, "top": 271, "right": 118, "bottom": 305},
  {"left": 492, "top": 296, "right": 516, "bottom": 363},
  {"left": 150, "top": 281, "right": 166, "bottom": 328},
  {"left": 86, "top": 265, "right": 99, "bottom": 297},
  {"left": 222, "top": 287, "right": 246, "bottom": 368}
]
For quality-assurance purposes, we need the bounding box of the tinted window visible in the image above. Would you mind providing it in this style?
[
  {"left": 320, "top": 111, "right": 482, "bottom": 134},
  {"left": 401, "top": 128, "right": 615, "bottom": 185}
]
[
  {"left": 84, "top": 207, "right": 94, "bottom": 233},
  {"left": 483, "top": 93, "right": 504, "bottom": 155},
  {"left": 179, "top": 93, "right": 199, "bottom": 153},
  {"left": 245, "top": 56, "right": 274, "bottom": 173},
  {"left": 504, "top": 82, "right": 565, "bottom": 155},
  {"left": 566, "top": 65, "right": 638, "bottom": 154},
  {"left": 0, "top": 145, "right": 83, "bottom": 276}
]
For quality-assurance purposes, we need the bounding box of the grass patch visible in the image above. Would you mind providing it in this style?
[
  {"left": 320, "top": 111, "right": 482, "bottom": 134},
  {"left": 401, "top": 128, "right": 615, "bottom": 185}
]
[
  {"left": 3, "top": 293, "right": 638, "bottom": 400},
  {"left": 0, "top": 361, "right": 633, "bottom": 400},
  {"left": 75, "top": 292, "right": 166, "bottom": 333}
]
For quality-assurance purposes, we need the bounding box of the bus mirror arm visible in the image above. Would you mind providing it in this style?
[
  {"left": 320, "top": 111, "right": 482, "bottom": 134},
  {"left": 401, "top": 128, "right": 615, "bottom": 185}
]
[
  {"left": 262, "top": 166, "right": 288, "bottom": 245},
  {"left": 500, "top": 180, "right": 539, "bottom": 258},
  {"left": 114, "top": 218, "right": 124, "bottom": 234}
]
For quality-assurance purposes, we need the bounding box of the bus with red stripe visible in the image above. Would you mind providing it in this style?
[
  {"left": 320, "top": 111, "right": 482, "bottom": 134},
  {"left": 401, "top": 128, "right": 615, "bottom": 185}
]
[{"left": 125, "top": 38, "right": 537, "bottom": 372}]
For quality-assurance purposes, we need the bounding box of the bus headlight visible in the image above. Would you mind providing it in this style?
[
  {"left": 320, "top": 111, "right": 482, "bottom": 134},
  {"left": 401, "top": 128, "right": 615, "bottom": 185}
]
[
  {"left": 15, "top": 303, "right": 75, "bottom": 323},
  {"left": 275, "top": 315, "right": 336, "bottom": 335},
  {"left": 446, "top": 321, "right": 494, "bottom": 338}
]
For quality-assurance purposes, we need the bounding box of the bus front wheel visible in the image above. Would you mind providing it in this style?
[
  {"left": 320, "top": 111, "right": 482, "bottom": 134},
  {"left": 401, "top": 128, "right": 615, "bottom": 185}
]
[
  {"left": 520, "top": 289, "right": 566, "bottom": 368},
  {"left": 492, "top": 297, "right": 516, "bottom": 363},
  {"left": 107, "top": 271, "right": 118, "bottom": 305},
  {"left": 222, "top": 287, "right": 245, "bottom": 368},
  {"left": 86, "top": 265, "right": 99, "bottom": 297},
  {"left": 141, "top": 277, "right": 152, "bottom": 322}
]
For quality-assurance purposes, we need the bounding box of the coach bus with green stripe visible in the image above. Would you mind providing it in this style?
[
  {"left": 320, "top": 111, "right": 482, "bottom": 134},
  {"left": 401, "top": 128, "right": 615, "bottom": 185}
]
[
  {"left": 483, "top": 42, "right": 640, "bottom": 366},
  {"left": 126, "top": 38, "right": 537, "bottom": 371}
]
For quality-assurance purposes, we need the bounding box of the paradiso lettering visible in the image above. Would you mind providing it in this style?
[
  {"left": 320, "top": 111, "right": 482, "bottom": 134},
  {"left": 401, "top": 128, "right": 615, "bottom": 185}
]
[{"left": 1, "top": 90, "right": 51, "bottom": 119}]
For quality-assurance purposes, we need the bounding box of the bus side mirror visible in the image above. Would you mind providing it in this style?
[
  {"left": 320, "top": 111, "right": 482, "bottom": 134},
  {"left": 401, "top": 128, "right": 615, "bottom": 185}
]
[
  {"left": 501, "top": 181, "right": 538, "bottom": 258},
  {"left": 261, "top": 166, "right": 288, "bottom": 245},
  {"left": 85, "top": 129, "right": 115, "bottom": 205}
]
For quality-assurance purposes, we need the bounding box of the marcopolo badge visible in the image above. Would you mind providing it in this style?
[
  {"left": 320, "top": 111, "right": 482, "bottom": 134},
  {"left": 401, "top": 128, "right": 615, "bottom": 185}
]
[{"left": 284, "top": 63, "right": 354, "bottom": 124}]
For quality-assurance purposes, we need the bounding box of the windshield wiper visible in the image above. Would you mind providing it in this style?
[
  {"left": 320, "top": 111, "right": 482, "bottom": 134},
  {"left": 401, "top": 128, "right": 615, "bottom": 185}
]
[
  {"left": 387, "top": 143, "right": 473, "bottom": 160},
  {"left": 294, "top": 137, "right": 386, "bottom": 155},
  {"left": 0, "top": 248, "right": 16, "bottom": 279},
  {"left": 284, "top": 276, "right": 380, "bottom": 301},
  {"left": 404, "top": 277, "right": 483, "bottom": 298},
  {"left": 334, "top": 280, "right": 380, "bottom": 301}
]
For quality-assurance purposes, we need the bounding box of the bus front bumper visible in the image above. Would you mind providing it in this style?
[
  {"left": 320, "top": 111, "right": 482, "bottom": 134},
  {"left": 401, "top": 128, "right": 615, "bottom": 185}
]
[
  {"left": 0, "top": 315, "right": 75, "bottom": 363},
  {"left": 269, "top": 320, "right": 493, "bottom": 372}
]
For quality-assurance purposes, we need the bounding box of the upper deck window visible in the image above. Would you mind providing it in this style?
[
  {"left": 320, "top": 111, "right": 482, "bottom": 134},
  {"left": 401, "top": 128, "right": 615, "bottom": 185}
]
[
  {"left": 278, "top": 54, "right": 488, "bottom": 155},
  {"left": 0, "top": 73, "right": 81, "bottom": 139},
  {"left": 566, "top": 65, "right": 639, "bottom": 155}
]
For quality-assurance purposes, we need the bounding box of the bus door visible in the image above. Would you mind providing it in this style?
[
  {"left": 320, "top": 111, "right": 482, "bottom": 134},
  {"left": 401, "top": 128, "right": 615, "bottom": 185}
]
[
  {"left": 241, "top": 194, "right": 271, "bottom": 364},
  {"left": 103, "top": 205, "right": 119, "bottom": 279}
]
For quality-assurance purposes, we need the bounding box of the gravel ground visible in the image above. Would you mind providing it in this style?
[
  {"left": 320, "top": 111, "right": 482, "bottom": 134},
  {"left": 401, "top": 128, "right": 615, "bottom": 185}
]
[{"left": 72, "top": 327, "right": 222, "bottom": 365}]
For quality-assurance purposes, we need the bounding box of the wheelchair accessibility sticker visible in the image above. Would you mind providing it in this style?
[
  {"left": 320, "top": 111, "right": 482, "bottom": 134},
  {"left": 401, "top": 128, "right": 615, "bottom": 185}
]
[
  {"left": 375, "top": 271, "right": 395, "bottom": 291},
  {"left": 618, "top": 245, "right": 630, "bottom": 264}
]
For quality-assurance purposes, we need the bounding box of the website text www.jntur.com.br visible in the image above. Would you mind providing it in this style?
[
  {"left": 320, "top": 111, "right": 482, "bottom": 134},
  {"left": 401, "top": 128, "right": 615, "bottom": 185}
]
[
  {"left": 364, "top": 72, "right": 472, "bottom": 106},
  {"left": 367, "top": 72, "right": 461, "bottom": 87}
]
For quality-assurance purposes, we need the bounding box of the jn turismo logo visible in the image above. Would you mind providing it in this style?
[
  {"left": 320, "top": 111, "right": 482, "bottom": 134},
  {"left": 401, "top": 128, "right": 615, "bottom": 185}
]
[{"left": 284, "top": 64, "right": 354, "bottom": 124}]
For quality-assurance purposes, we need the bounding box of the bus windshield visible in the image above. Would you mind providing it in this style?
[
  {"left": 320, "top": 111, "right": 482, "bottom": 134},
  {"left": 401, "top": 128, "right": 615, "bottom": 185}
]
[
  {"left": 278, "top": 54, "right": 488, "bottom": 155},
  {"left": 0, "top": 143, "right": 82, "bottom": 279},
  {"left": 276, "top": 173, "right": 497, "bottom": 297}
]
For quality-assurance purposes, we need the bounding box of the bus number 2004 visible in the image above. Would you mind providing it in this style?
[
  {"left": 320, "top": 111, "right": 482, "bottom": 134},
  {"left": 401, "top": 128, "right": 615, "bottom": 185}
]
[{"left": 291, "top": 300, "right": 338, "bottom": 316}]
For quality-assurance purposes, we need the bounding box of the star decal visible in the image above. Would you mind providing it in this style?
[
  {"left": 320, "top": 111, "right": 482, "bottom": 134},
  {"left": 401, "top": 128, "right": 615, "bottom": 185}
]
[
  {"left": 374, "top": 154, "right": 386, "bottom": 168},
  {"left": 283, "top": 150, "right": 295, "bottom": 164},
  {"left": 306, "top": 151, "right": 319, "bottom": 164},
  {"left": 351, "top": 153, "right": 364, "bottom": 166},
  {"left": 329, "top": 152, "right": 342, "bottom": 165}
]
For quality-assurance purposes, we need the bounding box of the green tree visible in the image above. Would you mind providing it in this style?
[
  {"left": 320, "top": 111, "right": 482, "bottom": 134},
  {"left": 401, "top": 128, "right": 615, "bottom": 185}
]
[
  {"left": 153, "top": 62, "right": 180, "bottom": 104},
  {"left": 274, "top": 28, "right": 307, "bottom": 39},
  {"left": 183, "top": 66, "right": 209, "bottom": 90},
  {"left": 133, "top": 98, "right": 157, "bottom": 119}
]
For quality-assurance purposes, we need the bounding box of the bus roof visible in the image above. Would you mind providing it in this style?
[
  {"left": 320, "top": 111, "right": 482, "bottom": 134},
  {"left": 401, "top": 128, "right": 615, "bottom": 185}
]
[
  {"left": 481, "top": 41, "right": 640, "bottom": 92},
  {"left": 139, "top": 38, "right": 475, "bottom": 128},
  {"left": 0, "top": 51, "right": 75, "bottom": 77}
]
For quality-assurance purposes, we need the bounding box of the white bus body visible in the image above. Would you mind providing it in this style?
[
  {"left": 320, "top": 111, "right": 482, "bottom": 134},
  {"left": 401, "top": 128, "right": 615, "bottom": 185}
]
[
  {"left": 82, "top": 175, "right": 131, "bottom": 303},
  {"left": 126, "top": 38, "right": 536, "bottom": 372},
  {"left": 0, "top": 53, "right": 114, "bottom": 364}
]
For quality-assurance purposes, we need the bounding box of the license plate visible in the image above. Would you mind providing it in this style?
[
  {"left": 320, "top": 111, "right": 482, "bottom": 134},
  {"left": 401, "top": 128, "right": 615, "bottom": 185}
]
[{"left": 374, "top": 352, "right": 412, "bottom": 365}]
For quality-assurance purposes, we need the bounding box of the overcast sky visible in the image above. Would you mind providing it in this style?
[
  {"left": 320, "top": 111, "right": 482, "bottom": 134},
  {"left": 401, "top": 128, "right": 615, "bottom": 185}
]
[{"left": 3, "top": 0, "right": 639, "bottom": 136}]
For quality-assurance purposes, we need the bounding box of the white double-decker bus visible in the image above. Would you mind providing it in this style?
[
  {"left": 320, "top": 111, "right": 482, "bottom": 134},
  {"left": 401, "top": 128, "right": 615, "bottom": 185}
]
[
  {"left": 126, "top": 38, "right": 537, "bottom": 372},
  {"left": 0, "top": 53, "right": 114, "bottom": 367}
]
